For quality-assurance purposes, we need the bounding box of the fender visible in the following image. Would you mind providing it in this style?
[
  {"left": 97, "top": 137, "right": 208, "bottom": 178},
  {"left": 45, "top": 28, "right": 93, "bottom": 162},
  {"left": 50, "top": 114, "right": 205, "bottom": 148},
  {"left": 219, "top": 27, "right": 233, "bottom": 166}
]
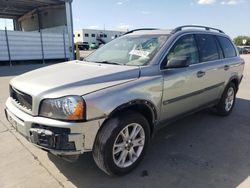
[
  {"left": 109, "top": 99, "right": 157, "bottom": 123},
  {"left": 108, "top": 99, "right": 158, "bottom": 135}
]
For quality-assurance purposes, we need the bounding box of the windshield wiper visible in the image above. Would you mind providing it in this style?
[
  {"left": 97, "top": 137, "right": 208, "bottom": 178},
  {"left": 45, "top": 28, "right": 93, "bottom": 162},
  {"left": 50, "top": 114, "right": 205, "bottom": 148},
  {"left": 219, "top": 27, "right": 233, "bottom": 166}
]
[{"left": 93, "top": 61, "right": 122, "bottom": 65}]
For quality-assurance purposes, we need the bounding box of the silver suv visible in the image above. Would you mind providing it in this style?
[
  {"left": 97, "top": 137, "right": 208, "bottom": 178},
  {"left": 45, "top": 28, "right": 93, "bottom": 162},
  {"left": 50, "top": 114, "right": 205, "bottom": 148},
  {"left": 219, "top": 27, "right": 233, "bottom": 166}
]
[{"left": 5, "top": 25, "right": 244, "bottom": 176}]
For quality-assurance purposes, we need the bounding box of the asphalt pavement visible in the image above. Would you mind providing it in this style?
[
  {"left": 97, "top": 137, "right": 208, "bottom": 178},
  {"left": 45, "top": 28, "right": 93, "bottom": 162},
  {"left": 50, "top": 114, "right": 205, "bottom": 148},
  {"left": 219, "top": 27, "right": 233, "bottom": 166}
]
[{"left": 0, "top": 55, "right": 250, "bottom": 188}]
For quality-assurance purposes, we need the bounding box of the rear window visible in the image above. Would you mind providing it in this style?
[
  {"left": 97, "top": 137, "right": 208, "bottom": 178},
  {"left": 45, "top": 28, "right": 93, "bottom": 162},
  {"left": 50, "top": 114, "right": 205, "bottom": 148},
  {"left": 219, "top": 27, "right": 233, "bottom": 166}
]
[
  {"left": 196, "top": 34, "right": 220, "bottom": 62},
  {"left": 217, "top": 36, "right": 237, "bottom": 58}
]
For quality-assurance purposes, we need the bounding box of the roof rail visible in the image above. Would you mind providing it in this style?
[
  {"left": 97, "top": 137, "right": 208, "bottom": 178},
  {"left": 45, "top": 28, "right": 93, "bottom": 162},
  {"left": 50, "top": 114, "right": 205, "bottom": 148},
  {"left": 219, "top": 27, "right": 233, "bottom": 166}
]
[
  {"left": 171, "top": 25, "right": 225, "bottom": 34},
  {"left": 124, "top": 28, "right": 158, "bottom": 35}
]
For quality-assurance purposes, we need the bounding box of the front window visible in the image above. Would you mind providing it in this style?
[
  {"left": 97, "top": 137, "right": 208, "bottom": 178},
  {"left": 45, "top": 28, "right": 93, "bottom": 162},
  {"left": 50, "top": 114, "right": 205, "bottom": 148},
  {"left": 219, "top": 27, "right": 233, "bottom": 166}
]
[
  {"left": 166, "top": 34, "right": 199, "bottom": 65},
  {"left": 85, "top": 34, "right": 168, "bottom": 66}
]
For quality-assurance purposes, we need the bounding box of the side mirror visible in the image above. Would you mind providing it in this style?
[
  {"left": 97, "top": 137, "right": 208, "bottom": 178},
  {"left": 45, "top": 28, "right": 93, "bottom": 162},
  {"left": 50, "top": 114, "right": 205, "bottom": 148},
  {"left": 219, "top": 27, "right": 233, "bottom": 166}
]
[{"left": 165, "top": 56, "right": 189, "bottom": 69}]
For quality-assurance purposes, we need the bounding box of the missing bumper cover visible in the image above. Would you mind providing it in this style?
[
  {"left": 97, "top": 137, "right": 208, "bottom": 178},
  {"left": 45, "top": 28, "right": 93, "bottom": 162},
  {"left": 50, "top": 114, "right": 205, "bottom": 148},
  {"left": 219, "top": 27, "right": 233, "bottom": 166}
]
[{"left": 30, "top": 124, "right": 75, "bottom": 151}]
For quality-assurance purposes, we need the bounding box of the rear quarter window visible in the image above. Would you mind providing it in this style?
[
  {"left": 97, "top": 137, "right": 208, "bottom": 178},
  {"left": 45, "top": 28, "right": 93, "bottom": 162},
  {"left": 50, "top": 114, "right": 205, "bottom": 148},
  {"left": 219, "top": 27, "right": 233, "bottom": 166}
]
[{"left": 217, "top": 36, "right": 237, "bottom": 58}]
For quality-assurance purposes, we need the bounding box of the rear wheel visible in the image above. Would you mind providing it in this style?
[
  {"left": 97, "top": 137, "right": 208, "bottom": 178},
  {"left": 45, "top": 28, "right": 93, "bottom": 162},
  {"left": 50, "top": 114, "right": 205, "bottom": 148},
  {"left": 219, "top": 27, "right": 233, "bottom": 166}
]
[
  {"left": 215, "top": 82, "right": 236, "bottom": 116},
  {"left": 92, "top": 111, "right": 150, "bottom": 176}
]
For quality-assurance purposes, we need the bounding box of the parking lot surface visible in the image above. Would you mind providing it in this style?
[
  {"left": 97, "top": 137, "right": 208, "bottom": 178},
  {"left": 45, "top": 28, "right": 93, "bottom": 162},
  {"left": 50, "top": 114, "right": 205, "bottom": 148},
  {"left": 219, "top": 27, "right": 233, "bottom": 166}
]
[{"left": 0, "top": 55, "right": 250, "bottom": 188}]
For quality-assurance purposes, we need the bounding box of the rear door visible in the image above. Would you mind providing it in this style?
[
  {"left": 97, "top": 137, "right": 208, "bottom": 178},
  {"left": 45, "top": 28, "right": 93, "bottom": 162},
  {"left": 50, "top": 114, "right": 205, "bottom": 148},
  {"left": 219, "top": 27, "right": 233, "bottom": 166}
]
[
  {"left": 192, "top": 34, "right": 226, "bottom": 105},
  {"left": 216, "top": 36, "right": 240, "bottom": 86}
]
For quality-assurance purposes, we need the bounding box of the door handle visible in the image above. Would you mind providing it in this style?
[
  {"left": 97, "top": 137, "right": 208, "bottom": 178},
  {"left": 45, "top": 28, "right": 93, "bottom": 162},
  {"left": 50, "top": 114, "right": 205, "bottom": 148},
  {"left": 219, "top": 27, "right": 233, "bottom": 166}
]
[
  {"left": 224, "top": 65, "right": 230, "bottom": 71},
  {"left": 197, "top": 71, "right": 206, "bottom": 78}
]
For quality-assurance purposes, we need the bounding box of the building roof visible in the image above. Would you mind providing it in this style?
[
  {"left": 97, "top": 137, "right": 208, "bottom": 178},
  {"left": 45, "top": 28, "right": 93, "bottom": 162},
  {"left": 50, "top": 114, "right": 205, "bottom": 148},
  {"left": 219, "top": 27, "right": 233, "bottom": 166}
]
[{"left": 0, "top": 0, "right": 71, "bottom": 19}]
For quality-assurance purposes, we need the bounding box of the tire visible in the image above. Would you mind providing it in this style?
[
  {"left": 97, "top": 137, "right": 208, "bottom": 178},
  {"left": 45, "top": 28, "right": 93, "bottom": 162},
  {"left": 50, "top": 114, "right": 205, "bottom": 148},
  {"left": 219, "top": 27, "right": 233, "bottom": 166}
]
[
  {"left": 215, "top": 82, "right": 236, "bottom": 116},
  {"left": 92, "top": 110, "right": 150, "bottom": 176}
]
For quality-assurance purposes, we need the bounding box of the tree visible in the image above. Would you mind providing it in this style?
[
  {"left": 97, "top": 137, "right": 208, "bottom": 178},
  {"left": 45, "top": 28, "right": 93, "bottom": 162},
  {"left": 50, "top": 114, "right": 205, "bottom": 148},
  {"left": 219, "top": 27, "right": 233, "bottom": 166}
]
[{"left": 234, "top": 36, "right": 250, "bottom": 46}]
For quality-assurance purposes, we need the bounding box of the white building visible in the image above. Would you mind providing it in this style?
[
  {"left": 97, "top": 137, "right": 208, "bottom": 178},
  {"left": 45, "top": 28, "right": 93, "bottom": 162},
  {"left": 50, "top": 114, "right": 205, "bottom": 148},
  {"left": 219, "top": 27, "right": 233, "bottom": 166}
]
[{"left": 74, "top": 29, "right": 126, "bottom": 46}]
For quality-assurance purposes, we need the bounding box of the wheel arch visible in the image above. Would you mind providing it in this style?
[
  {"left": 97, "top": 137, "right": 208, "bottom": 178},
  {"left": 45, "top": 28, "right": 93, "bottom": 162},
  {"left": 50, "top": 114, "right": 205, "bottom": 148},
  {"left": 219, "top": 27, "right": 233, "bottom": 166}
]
[
  {"left": 228, "top": 75, "right": 240, "bottom": 92},
  {"left": 106, "top": 99, "right": 158, "bottom": 137}
]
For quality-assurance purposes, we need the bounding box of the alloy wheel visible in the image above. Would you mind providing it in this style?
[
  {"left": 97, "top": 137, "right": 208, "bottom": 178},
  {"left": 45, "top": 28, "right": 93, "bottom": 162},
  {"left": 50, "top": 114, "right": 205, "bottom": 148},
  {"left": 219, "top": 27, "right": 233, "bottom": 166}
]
[{"left": 112, "top": 123, "right": 145, "bottom": 168}]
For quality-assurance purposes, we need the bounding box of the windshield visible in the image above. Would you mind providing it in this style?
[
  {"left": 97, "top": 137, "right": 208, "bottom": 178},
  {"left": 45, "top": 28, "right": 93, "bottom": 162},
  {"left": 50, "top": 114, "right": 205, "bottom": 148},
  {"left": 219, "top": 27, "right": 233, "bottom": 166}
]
[{"left": 85, "top": 34, "right": 168, "bottom": 66}]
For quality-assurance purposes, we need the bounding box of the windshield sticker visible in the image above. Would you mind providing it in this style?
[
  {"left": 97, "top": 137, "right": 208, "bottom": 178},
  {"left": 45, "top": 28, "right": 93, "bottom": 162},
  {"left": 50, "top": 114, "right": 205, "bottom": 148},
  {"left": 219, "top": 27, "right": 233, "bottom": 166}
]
[{"left": 129, "top": 50, "right": 150, "bottom": 58}]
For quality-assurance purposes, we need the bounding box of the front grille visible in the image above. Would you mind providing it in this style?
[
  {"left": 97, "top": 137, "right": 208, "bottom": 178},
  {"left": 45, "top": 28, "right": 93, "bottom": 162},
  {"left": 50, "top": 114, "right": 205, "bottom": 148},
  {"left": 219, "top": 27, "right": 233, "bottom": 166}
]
[{"left": 10, "top": 86, "right": 32, "bottom": 111}]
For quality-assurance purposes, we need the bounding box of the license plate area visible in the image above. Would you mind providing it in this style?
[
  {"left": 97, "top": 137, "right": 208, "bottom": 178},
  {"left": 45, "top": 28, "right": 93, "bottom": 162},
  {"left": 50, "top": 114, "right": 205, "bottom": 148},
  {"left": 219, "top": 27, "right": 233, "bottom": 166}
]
[
  {"left": 5, "top": 109, "right": 26, "bottom": 136},
  {"left": 8, "top": 114, "right": 18, "bottom": 129}
]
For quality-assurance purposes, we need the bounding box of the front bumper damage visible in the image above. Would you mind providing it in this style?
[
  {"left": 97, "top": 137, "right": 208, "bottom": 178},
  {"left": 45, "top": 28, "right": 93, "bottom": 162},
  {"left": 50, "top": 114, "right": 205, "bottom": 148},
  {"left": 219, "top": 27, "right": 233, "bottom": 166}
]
[{"left": 5, "top": 97, "right": 104, "bottom": 161}]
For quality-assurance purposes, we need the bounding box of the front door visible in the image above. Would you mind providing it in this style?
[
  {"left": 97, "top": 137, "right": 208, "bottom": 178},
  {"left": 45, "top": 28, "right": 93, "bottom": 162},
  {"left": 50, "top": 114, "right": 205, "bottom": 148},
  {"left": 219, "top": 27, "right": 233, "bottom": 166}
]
[{"left": 160, "top": 34, "right": 205, "bottom": 122}]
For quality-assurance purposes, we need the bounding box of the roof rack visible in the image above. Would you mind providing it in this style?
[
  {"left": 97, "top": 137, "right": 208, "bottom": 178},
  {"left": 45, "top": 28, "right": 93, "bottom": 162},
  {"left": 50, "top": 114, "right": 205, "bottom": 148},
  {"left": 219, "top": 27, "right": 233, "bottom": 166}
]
[
  {"left": 124, "top": 28, "right": 158, "bottom": 35},
  {"left": 171, "top": 25, "right": 225, "bottom": 34}
]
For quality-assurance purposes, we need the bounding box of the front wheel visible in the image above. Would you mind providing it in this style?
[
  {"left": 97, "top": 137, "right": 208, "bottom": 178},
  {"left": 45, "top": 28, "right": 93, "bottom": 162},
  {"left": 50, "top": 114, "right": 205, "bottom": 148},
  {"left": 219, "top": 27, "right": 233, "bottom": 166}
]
[
  {"left": 92, "top": 111, "right": 150, "bottom": 176},
  {"left": 215, "top": 82, "right": 236, "bottom": 116}
]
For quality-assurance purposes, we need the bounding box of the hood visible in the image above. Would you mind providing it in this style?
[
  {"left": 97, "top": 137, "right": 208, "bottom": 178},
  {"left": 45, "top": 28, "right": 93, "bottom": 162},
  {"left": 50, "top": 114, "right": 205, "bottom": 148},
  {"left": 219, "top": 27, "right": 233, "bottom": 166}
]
[{"left": 10, "top": 61, "right": 140, "bottom": 99}]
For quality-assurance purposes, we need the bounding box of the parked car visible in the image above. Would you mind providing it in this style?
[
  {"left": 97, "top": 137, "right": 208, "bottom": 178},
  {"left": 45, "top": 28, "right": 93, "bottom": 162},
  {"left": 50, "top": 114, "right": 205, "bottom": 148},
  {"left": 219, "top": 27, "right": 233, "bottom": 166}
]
[
  {"left": 90, "top": 42, "right": 98, "bottom": 49},
  {"left": 245, "top": 47, "right": 250, "bottom": 53},
  {"left": 76, "top": 42, "right": 89, "bottom": 51},
  {"left": 5, "top": 25, "right": 244, "bottom": 176},
  {"left": 238, "top": 47, "right": 249, "bottom": 54}
]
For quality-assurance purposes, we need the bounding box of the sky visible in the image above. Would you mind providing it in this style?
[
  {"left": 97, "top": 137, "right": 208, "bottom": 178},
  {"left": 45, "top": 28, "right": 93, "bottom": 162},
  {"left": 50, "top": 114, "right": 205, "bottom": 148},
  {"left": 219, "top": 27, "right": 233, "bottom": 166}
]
[
  {"left": 72, "top": 0, "right": 250, "bottom": 38},
  {"left": 0, "top": 0, "right": 249, "bottom": 38}
]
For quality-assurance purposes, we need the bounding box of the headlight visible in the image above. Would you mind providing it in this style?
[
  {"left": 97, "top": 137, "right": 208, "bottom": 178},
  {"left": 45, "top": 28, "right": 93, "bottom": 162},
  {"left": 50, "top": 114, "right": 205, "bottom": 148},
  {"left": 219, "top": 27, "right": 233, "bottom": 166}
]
[{"left": 39, "top": 96, "right": 85, "bottom": 121}]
